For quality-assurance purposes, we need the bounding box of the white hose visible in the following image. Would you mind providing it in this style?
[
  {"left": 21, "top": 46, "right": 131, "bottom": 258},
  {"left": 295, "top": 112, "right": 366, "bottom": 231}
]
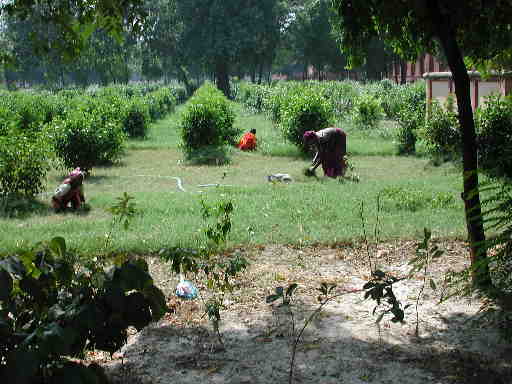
[{"left": 133, "top": 175, "right": 186, "bottom": 192}]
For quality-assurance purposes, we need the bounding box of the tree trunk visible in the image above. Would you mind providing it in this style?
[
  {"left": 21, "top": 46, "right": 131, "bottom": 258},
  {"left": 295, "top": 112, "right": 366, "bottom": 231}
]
[
  {"left": 177, "top": 65, "right": 194, "bottom": 97},
  {"left": 431, "top": 0, "right": 490, "bottom": 288},
  {"left": 257, "top": 60, "right": 264, "bottom": 85},
  {"left": 215, "top": 59, "right": 230, "bottom": 98},
  {"left": 399, "top": 59, "right": 407, "bottom": 84}
]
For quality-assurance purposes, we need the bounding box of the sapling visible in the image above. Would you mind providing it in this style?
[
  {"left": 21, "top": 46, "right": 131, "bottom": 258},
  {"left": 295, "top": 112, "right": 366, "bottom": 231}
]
[
  {"left": 104, "top": 192, "right": 137, "bottom": 249},
  {"left": 266, "top": 282, "right": 360, "bottom": 384},
  {"left": 408, "top": 228, "right": 444, "bottom": 337}
]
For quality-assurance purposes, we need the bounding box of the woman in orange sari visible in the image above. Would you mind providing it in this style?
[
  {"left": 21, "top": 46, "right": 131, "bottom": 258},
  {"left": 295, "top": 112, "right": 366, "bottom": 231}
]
[{"left": 238, "top": 129, "right": 257, "bottom": 151}]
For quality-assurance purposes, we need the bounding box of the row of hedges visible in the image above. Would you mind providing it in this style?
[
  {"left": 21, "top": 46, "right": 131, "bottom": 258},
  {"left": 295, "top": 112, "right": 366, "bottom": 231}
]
[
  {"left": 235, "top": 79, "right": 512, "bottom": 176},
  {"left": 416, "top": 93, "right": 512, "bottom": 180},
  {"left": 234, "top": 79, "right": 426, "bottom": 153},
  {"left": 0, "top": 84, "right": 186, "bottom": 199}
]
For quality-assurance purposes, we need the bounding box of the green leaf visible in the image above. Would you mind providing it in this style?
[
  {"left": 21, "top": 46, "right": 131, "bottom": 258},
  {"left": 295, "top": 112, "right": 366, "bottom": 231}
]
[
  {"left": 432, "top": 249, "right": 444, "bottom": 260},
  {"left": 429, "top": 279, "right": 437, "bottom": 291},
  {"left": 266, "top": 294, "right": 281, "bottom": 303},
  {"left": 52, "top": 361, "right": 102, "bottom": 384},
  {"left": 143, "top": 284, "right": 168, "bottom": 321},
  {"left": 123, "top": 292, "right": 152, "bottom": 331},
  {"left": 286, "top": 283, "right": 298, "bottom": 297},
  {"left": 0, "top": 256, "right": 26, "bottom": 277},
  {"left": 275, "top": 286, "right": 284, "bottom": 296},
  {"left": 0, "top": 269, "right": 13, "bottom": 301},
  {"left": 5, "top": 348, "right": 40, "bottom": 384},
  {"left": 113, "top": 262, "right": 152, "bottom": 292},
  {"left": 49, "top": 236, "right": 66, "bottom": 258}
]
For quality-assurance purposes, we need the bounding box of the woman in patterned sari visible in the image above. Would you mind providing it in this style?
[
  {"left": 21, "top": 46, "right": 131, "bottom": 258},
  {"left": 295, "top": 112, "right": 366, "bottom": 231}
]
[{"left": 303, "top": 127, "right": 347, "bottom": 178}]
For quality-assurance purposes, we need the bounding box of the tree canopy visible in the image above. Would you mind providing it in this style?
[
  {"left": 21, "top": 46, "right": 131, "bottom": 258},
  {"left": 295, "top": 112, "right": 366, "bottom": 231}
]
[{"left": 331, "top": 0, "right": 512, "bottom": 286}]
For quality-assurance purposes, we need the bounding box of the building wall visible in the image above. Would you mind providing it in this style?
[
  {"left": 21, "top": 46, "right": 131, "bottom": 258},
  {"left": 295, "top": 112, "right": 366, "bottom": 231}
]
[{"left": 425, "top": 73, "right": 508, "bottom": 112}]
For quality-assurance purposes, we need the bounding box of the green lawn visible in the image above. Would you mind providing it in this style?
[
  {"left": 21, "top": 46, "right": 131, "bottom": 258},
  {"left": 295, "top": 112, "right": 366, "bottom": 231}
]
[{"left": 0, "top": 104, "right": 467, "bottom": 255}]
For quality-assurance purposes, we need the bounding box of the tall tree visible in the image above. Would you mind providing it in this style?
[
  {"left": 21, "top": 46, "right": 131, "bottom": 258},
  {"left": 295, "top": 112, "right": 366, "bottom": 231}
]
[
  {"left": 285, "top": 0, "right": 346, "bottom": 80},
  {"left": 331, "top": 0, "right": 512, "bottom": 287},
  {"left": 175, "top": 0, "right": 287, "bottom": 97},
  {"left": 1, "top": 0, "right": 146, "bottom": 61}
]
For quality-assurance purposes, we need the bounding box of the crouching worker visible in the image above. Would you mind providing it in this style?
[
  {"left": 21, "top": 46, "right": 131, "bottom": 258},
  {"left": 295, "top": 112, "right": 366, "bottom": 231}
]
[
  {"left": 303, "top": 127, "right": 347, "bottom": 178},
  {"left": 52, "top": 168, "right": 86, "bottom": 212},
  {"left": 238, "top": 128, "right": 257, "bottom": 151}
]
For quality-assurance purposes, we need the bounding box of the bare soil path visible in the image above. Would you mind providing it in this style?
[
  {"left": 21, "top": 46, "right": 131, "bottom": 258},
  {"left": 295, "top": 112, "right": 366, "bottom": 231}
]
[{"left": 89, "top": 241, "right": 512, "bottom": 384}]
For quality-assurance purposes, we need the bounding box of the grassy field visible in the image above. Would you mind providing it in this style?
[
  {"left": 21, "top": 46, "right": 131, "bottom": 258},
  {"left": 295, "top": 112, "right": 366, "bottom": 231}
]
[{"left": 0, "top": 103, "right": 467, "bottom": 254}]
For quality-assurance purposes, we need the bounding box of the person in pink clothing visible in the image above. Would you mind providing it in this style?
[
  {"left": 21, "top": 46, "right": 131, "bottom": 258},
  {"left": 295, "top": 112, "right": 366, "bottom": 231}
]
[
  {"left": 303, "top": 127, "right": 347, "bottom": 178},
  {"left": 52, "top": 168, "right": 86, "bottom": 212}
]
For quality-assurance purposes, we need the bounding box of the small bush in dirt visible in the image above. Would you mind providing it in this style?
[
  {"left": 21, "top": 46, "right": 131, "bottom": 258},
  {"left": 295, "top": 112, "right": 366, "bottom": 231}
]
[
  {"left": 279, "top": 88, "right": 333, "bottom": 152},
  {"left": 0, "top": 132, "right": 52, "bottom": 199},
  {"left": 0, "top": 236, "right": 168, "bottom": 384},
  {"left": 50, "top": 110, "right": 125, "bottom": 170},
  {"left": 420, "top": 99, "right": 460, "bottom": 163},
  {"left": 352, "top": 93, "right": 383, "bottom": 129},
  {"left": 161, "top": 198, "right": 249, "bottom": 347},
  {"left": 180, "top": 82, "right": 239, "bottom": 160},
  {"left": 476, "top": 94, "right": 512, "bottom": 179}
]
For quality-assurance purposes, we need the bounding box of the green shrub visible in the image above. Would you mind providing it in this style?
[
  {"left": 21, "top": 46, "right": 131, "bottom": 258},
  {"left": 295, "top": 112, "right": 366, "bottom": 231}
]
[
  {"left": 395, "top": 86, "right": 426, "bottom": 155},
  {"left": 0, "top": 132, "right": 52, "bottom": 198},
  {"left": 0, "top": 236, "right": 167, "bottom": 384},
  {"left": 380, "top": 186, "right": 455, "bottom": 212},
  {"left": 171, "top": 85, "right": 188, "bottom": 104},
  {"left": 263, "top": 85, "right": 291, "bottom": 124},
  {"left": 279, "top": 88, "right": 333, "bottom": 151},
  {"left": 236, "top": 82, "right": 268, "bottom": 113},
  {"left": 352, "top": 93, "right": 383, "bottom": 129},
  {"left": 122, "top": 97, "right": 151, "bottom": 138},
  {"left": 420, "top": 99, "right": 460, "bottom": 162},
  {"left": 51, "top": 110, "right": 125, "bottom": 170},
  {"left": 320, "top": 80, "right": 360, "bottom": 119},
  {"left": 476, "top": 94, "right": 512, "bottom": 179},
  {"left": 180, "top": 82, "right": 238, "bottom": 156}
]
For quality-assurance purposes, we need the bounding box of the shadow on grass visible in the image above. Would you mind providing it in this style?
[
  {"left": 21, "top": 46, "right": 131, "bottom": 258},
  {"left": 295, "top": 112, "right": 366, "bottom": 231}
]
[
  {"left": 0, "top": 197, "right": 53, "bottom": 218},
  {"left": 85, "top": 174, "right": 118, "bottom": 185},
  {"left": 0, "top": 197, "right": 93, "bottom": 219},
  {"left": 101, "top": 295, "right": 512, "bottom": 384}
]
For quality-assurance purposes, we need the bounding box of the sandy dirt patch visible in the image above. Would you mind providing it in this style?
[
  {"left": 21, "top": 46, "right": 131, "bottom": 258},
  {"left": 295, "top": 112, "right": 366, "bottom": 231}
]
[{"left": 88, "top": 240, "right": 512, "bottom": 384}]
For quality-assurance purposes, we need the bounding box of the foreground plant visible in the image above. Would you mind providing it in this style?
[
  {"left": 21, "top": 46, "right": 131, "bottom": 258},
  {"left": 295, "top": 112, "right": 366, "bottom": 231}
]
[
  {"left": 0, "top": 236, "right": 168, "bottom": 384},
  {"left": 161, "top": 198, "right": 248, "bottom": 348},
  {"left": 267, "top": 282, "right": 360, "bottom": 384}
]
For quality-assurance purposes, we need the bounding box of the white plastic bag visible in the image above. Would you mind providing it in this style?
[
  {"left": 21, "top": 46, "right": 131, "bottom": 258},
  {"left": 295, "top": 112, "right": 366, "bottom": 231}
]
[{"left": 175, "top": 274, "right": 198, "bottom": 300}]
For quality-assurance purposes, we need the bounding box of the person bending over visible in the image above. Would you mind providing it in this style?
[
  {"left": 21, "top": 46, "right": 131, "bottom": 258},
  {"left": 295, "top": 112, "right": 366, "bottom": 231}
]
[
  {"left": 52, "top": 167, "right": 86, "bottom": 212},
  {"left": 303, "top": 127, "right": 347, "bottom": 178}
]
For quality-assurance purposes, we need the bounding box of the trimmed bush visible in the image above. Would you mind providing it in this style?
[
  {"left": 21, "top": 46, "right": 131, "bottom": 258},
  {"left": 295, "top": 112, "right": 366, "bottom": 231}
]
[
  {"left": 352, "top": 93, "right": 383, "bottom": 129},
  {"left": 236, "top": 82, "right": 268, "bottom": 113},
  {"left": 395, "top": 82, "right": 426, "bottom": 155},
  {"left": 180, "top": 82, "right": 238, "bottom": 157},
  {"left": 122, "top": 97, "right": 151, "bottom": 138},
  {"left": 420, "top": 99, "right": 460, "bottom": 162},
  {"left": 279, "top": 87, "right": 333, "bottom": 151},
  {"left": 476, "top": 94, "right": 512, "bottom": 179},
  {"left": 0, "top": 132, "right": 52, "bottom": 198},
  {"left": 50, "top": 110, "right": 125, "bottom": 170}
]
